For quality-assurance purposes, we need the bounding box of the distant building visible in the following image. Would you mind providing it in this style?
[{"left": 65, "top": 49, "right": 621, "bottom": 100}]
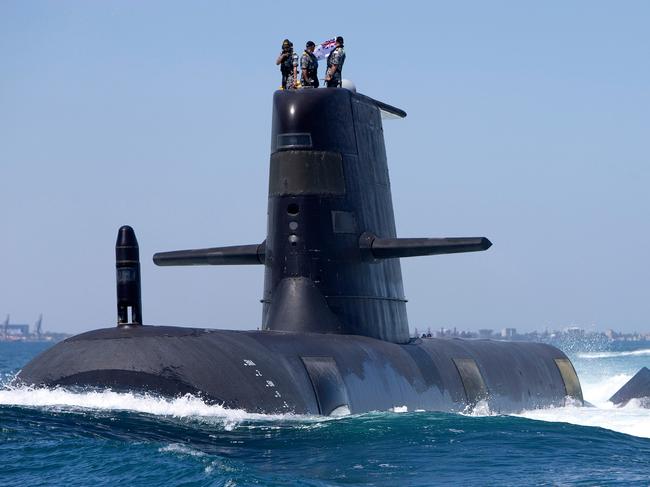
[
  {"left": 478, "top": 329, "right": 494, "bottom": 339},
  {"left": 1, "top": 314, "right": 68, "bottom": 342},
  {"left": 501, "top": 328, "right": 517, "bottom": 339},
  {"left": 564, "top": 326, "right": 585, "bottom": 336},
  {"left": 3, "top": 324, "right": 29, "bottom": 336}
]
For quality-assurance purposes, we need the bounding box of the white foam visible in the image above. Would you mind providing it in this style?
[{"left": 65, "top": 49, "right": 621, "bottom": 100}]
[
  {"left": 516, "top": 372, "right": 650, "bottom": 439},
  {"left": 0, "top": 385, "right": 305, "bottom": 430},
  {"left": 516, "top": 401, "right": 650, "bottom": 439},
  {"left": 159, "top": 443, "right": 207, "bottom": 457},
  {"left": 390, "top": 405, "right": 408, "bottom": 413},
  {"left": 462, "top": 399, "right": 495, "bottom": 417},
  {"left": 2, "top": 362, "right": 648, "bottom": 439},
  {"left": 330, "top": 405, "right": 351, "bottom": 417},
  {"left": 580, "top": 373, "right": 631, "bottom": 404},
  {"left": 578, "top": 349, "right": 650, "bottom": 359}
]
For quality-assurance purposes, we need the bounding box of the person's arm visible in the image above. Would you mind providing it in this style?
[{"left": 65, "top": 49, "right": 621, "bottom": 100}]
[{"left": 276, "top": 53, "right": 287, "bottom": 65}]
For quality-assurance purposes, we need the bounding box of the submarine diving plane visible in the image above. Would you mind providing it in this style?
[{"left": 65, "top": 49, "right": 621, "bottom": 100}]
[{"left": 18, "top": 87, "right": 586, "bottom": 415}]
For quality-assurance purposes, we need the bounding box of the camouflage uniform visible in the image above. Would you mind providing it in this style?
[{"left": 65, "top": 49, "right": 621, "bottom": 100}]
[
  {"left": 280, "top": 51, "right": 299, "bottom": 89},
  {"left": 326, "top": 46, "right": 346, "bottom": 87},
  {"left": 300, "top": 50, "right": 319, "bottom": 88}
]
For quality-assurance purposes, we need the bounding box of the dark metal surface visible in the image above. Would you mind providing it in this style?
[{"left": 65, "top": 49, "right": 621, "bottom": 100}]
[
  {"left": 115, "top": 226, "right": 142, "bottom": 325},
  {"left": 355, "top": 93, "right": 407, "bottom": 119},
  {"left": 453, "top": 358, "right": 488, "bottom": 406},
  {"left": 554, "top": 358, "right": 584, "bottom": 402},
  {"left": 609, "top": 367, "right": 650, "bottom": 407},
  {"left": 269, "top": 151, "right": 345, "bottom": 196},
  {"left": 301, "top": 356, "right": 350, "bottom": 415},
  {"left": 17, "top": 326, "right": 580, "bottom": 414},
  {"left": 370, "top": 235, "right": 492, "bottom": 259},
  {"left": 153, "top": 243, "right": 265, "bottom": 266},
  {"left": 263, "top": 90, "right": 409, "bottom": 343}
]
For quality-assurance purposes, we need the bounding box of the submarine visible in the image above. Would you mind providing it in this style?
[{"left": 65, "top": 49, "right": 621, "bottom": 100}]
[{"left": 17, "top": 87, "right": 584, "bottom": 415}]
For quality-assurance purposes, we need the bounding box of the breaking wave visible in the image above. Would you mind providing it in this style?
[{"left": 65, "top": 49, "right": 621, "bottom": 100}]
[
  {"left": 516, "top": 398, "right": 650, "bottom": 439},
  {"left": 516, "top": 369, "right": 650, "bottom": 439},
  {"left": 2, "top": 371, "right": 649, "bottom": 484},
  {"left": 1, "top": 371, "right": 647, "bottom": 440},
  {"left": 0, "top": 385, "right": 322, "bottom": 431},
  {"left": 577, "top": 348, "right": 650, "bottom": 359}
]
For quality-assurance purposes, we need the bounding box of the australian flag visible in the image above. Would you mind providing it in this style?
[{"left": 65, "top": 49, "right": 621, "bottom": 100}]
[{"left": 314, "top": 38, "right": 336, "bottom": 60}]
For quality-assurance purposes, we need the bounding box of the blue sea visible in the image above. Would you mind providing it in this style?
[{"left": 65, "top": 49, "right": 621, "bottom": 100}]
[{"left": 1, "top": 341, "right": 649, "bottom": 486}]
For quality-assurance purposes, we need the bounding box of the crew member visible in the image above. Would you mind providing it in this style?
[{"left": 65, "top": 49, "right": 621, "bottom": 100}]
[
  {"left": 300, "top": 41, "right": 319, "bottom": 88},
  {"left": 276, "top": 39, "right": 299, "bottom": 90},
  {"left": 325, "top": 36, "right": 346, "bottom": 88}
]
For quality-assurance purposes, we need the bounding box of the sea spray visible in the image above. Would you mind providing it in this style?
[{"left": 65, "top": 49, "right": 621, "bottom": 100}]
[{"left": 578, "top": 348, "right": 650, "bottom": 359}]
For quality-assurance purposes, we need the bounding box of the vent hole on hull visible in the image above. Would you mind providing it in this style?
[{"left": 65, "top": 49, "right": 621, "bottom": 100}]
[{"left": 287, "top": 203, "right": 299, "bottom": 215}]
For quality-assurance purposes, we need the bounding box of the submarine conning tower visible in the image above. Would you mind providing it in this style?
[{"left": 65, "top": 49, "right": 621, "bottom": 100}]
[
  {"left": 154, "top": 88, "right": 491, "bottom": 344},
  {"left": 264, "top": 88, "right": 409, "bottom": 342}
]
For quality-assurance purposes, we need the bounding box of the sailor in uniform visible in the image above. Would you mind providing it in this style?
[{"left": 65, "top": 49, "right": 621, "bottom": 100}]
[
  {"left": 300, "top": 41, "right": 319, "bottom": 88},
  {"left": 276, "top": 39, "right": 299, "bottom": 89},
  {"left": 325, "top": 36, "right": 346, "bottom": 88}
]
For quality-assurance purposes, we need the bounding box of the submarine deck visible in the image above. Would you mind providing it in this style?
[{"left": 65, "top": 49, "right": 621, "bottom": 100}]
[{"left": 17, "top": 326, "right": 582, "bottom": 416}]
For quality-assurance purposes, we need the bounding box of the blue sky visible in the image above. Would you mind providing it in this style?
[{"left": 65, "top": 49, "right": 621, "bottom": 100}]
[{"left": 1, "top": 1, "right": 649, "bottom": 334}]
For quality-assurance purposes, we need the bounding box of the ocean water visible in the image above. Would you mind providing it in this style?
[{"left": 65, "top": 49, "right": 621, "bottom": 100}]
[{"left": 1, "top": 342, "right": 649, "bottom": 486}]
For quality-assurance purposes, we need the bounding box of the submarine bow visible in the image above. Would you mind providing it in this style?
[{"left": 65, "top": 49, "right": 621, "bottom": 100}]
[{"left": 18, "top": 88, "right": 583, "bottom": 415}]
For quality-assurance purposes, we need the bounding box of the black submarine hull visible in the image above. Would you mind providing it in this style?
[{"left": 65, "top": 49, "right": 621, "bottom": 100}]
[
  {"left": 17, "top": 326, "right": 582, "bottom": 415},
  {"left": 17, "top": 89, "right": 584, "bottom": 415}
]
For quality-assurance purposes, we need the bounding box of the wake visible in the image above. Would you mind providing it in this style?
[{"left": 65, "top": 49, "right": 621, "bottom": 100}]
[
  {"left": 2, "top": 371, "right": 648, "bottom": 439},
  {"left": 517, "top": 372, "right": 650, "bottom": 439},
  {"left": 578, "top": 348, "right": 650, "bottom": 359},
  {"left": 0, "top": 385, "right": 312, "bottom": 430}
]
